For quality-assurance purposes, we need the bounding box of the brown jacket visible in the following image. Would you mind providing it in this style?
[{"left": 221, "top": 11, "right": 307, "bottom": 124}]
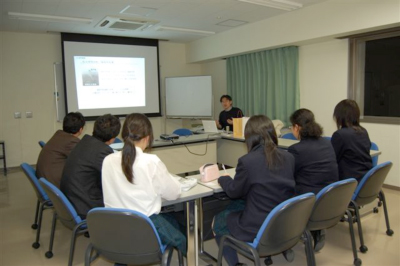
[{"left": 36, "top": 130, "right": 79, "bottom": 188}]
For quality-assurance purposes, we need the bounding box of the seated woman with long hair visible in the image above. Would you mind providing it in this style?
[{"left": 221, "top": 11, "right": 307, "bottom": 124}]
[
  {"left": 101, "top": 113, "right": 186, "bottom": 255},
  {"left": 288, "top": 108, "right": 339, "bottom": 195},
  {"left": 213, "top": 115, "right": 295, "bottom": 266},
  {"left": 332, "top": 99, "right": 373, "bottom": 182}
]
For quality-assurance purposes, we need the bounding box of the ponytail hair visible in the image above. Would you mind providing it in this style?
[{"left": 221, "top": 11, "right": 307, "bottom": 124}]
[
  {"left": 244, "top": 115, "right": 284, "bottom": 170},
  {"left": 290, "top": 109, "right": 323, "bottom": 139},
  {"left": 121, "top": 113, "right": 154, "bottom": 183}
]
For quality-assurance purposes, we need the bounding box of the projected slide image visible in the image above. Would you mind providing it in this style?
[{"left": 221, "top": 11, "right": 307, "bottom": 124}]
[{"left": 74, "top": 56, "right": 146, "bottom": 110}]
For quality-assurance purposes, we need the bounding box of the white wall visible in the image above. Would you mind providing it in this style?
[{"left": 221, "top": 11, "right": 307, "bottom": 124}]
[
  {"left": 300, "top": 39, "right": 400, "bottom": 187},
  {"left": 0, "top": 32, "right": 202, "bottom": 168},
  {"left": 187, "top": 0, "right": 400, "bottom": 63}
]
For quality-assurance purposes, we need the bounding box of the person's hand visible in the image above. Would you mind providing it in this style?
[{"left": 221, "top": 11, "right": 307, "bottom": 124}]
[{"left": 227, "top": 119, "right": 233, "bottom": 125}]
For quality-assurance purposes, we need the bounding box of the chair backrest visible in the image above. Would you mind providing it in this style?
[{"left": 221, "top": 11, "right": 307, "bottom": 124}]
[
  {"left": 113, "top": 137, "right": 122, "bottom": 143},
  {"left": 251, "top": 193, "right": 315, "bottom": 256},
  {"left": 323, "top": 136, "right": 331, "bottom": 141},
  {"left": 39, "top": 178, "right": 82, "bottom": 229},
  {"left": 173, "top": 128, "right": 193, "bottom": 136},
  {"left": 87, "top": 207, "right": 164, "bottom": 265},
  {"left": 370, "top": 142, "right": 379, "bottom": 167},
  {"left": 280, "top": 133, "right": 297, "bottom": 140},
  {"left": 20, "top": 163, "right": 49, "bottom": 202},
  {"left": 352, "top": 161, "right": 392, "bottom": 206},
  {"left": 308, "top": 178, "right": 357, "bottom": 231},
  {"left": 38, "top": 141, "right": 46, "bottom": 148}
]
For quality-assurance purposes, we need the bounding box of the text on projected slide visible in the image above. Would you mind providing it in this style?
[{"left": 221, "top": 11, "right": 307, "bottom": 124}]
[{"left": 74, "top": 56, "right": 146, "bottom": 109}]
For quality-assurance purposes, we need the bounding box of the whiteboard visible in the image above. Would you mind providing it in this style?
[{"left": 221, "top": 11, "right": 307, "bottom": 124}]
[{"left": 165, "top": 76, "right": 212, "bottom": 118}]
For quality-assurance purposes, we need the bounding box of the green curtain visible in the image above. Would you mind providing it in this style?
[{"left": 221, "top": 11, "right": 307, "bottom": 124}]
[{"left": 226, "top": 46, "right": 299, "bottom": 125}]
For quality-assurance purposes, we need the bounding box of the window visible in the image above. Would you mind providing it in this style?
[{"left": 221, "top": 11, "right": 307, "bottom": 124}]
[{"left": 348, "top": 28, "right": 400, "bottom": 124}]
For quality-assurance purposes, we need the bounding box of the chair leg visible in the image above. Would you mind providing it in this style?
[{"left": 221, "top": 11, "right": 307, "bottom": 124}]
[
  {"left": 68, "top": 225, "right": 87, "bottom": 266},
  {"left": 379, "top": 190, "right": 394, "bottom": 236},
  {"left": 84, "top": 243, "right": 93, "bottom": 266},
  {"left": 32, "top": 202, "right": 46, "bottom": 249},
  {"left": 32, "top": 200, "right": 40, "bottom": 229},
  {"left": 217, "top": 236, "right": 226, "bottom": 266},
  {"left": 45, "top": 212, "right": 57, "bottom": 258},
  {"left": 161, "top": 246, "right": 173, "bottom": 266},
  {"left": 177, "top": 249, "right": 183, "bottom": 266},
  {"left": 345, "top": 210, "right": 362, "bottom": 266},
  {"left": 350, "top": 201, "right": 368, "bottom": 253},
  {"left": 303, "top": 230, "right": 316, "bottom": 266}
]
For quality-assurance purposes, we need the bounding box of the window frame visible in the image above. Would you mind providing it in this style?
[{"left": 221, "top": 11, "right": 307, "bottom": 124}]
[{"left": 348, "top": 28, "right": 400, "bottom": 125}]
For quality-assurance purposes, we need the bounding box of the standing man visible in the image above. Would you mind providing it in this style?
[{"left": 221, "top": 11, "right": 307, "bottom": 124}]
[
  {"left": 60, "top": 114, "right": 121, "bottom": 219},
  {"left": 216, "top": 95, "right": 243, "bottom": 132},
  {"left": 36, "top": 112, "right": 85, "bottom": 188}
]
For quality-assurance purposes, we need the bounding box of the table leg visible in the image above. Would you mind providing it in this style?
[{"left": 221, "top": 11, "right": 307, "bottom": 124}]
[
  {"left": 198, "top": 198, "right": 217, "bottom": 265},
  {"left": 186, "top": 200, "right": 198, "bottom": 266}
]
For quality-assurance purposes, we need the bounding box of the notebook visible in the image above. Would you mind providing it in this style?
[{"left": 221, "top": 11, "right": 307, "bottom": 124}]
[{"left": 202, "top": 120, "right": 220, "bottom": 133}]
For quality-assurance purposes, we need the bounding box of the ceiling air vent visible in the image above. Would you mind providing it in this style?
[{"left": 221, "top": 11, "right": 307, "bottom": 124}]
[{"left": 96, "top": 16, "right": 158, "bottom": 31}]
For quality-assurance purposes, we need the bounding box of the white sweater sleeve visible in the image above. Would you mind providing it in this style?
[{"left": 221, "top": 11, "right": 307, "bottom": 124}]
[{"left": 152, "top": 159, "right": 181, "bottom": 201}]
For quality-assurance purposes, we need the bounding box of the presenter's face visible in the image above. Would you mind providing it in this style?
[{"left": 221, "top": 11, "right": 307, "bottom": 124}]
[{"left": 221, "top": 98, "right": 232, "bottom": 110}]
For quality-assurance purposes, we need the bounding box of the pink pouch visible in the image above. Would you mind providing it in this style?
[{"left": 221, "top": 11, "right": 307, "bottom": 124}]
[{"left": 199, "top": 164, "right": 220, "bottom": 183}]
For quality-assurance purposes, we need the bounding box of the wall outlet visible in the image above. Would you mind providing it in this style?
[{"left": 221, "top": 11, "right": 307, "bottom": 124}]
[
  {"left": 26, "top": 111, "right": 33, "bottom": 118},
  {"left": 14, "top": 112, "right": 21, "bottom": 119}
]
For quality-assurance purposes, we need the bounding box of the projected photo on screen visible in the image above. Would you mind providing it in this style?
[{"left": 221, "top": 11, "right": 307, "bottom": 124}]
[
  {"left": 62, "top": 33, "right": 161, "bottom": 119},
  {"left": 74, "top": 56, "right": 146, "bottom": 109}
]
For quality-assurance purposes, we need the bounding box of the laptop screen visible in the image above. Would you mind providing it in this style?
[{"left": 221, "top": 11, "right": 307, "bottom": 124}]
[{"left": 202, "top": 120, "right": 220, "bottom": 133}]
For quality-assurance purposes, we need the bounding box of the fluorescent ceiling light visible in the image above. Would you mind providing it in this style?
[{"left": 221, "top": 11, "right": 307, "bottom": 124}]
[
  {"left": 238, "top": 0, "right": 303, "bottom": 11},
  {"left": 8, "top": 12, "right": 92, "bottom": 24},
  {"left": 156, "top": 26, "right": 215, "bottom": 35}
]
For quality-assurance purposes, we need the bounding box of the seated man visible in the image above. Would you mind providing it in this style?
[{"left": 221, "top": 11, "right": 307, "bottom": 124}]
[
  {"left": 36, "top": 112, "right": 85, "bottom": 188},
  {"left": 216, "top": 95, "right": 243, "bottom": 132},
  {"left": 60, "top": 114, "right": 121, "bottom": 219}
]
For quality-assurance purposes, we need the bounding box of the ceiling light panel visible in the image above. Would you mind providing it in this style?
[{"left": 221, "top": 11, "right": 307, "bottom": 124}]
[
  {"left": 8, "top": 12, "right": 92, "bottom": 24},
  {"left": 238, "top": 0, "right": 303, "bottom": 11}
]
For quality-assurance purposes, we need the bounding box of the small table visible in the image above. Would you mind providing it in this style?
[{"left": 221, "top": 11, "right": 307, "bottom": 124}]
[{"left": 0, "top": 141, "right": 6, "bottom": 175}]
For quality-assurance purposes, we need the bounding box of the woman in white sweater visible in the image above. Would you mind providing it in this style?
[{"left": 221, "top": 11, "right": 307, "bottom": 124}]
[{"left": 102, "top": 113, "right": 186, "bottom": 255}]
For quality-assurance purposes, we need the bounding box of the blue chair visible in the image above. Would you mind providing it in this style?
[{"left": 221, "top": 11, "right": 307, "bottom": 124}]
[
  {"left": 281, "top": 133, "right": 297, "bottom": 140},
  {"left": 307, "top": 178, "right": 360, "bottom": 266},
  {"left": 38, "top": 141, "right": 46, "bottom": 148},
  {"left": 217, "top": 193, "right": 316, "bottom": 266},
  {"left": 20, "top": 163, "right": 53, "bottom": 249},
  {"left": 173, "top": 128, "right": 193, "bottom": 136},
  {"left": 370, "top": 142, "right": 379, "bottom": 167},
  {"left": 85, "top": 208, "right": 183, "bottom": 266},
  {"left": 349, "top": 161, "right": 393, "bottom": 253},
  {"left": 322, "top": 136, "right": 331, "bottom": 140},
  {"left": 39, "top": 178, "right": 87, "bottom": 266},
  {"left": 113, "top": 137, "right": 122, "bottom": 143}
]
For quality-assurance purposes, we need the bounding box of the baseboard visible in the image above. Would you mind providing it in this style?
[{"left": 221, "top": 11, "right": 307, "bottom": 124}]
[{"left": 383, "top": 184, "right": 400, "bottom": 191}]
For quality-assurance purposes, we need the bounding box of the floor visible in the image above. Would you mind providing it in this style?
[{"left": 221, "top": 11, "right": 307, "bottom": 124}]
[{"left": 0, "top": 168, "right": 399, "bottom": 266}]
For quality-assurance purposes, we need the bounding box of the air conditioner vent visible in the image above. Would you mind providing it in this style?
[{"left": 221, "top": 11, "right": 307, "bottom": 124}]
[{"left": 96, "top": 16, "right": 159, "bottom": 31}]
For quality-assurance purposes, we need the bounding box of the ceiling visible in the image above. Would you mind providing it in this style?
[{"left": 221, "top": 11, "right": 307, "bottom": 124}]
[{"left": 0, "top": 0, "right": 328, "bottom": 43}]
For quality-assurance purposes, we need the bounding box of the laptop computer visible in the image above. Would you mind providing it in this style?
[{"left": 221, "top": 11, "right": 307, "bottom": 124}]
[{"left": 202, "top": 120, "right": 221, "bottom": 133}]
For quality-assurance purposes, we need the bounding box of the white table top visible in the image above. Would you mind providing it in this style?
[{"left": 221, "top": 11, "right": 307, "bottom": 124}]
[
  {"left": 192, "top": 168, "right": 236, "bottom": 193},
  {"left": 161, "top": 181, "right": 214, "bottom": 206}
]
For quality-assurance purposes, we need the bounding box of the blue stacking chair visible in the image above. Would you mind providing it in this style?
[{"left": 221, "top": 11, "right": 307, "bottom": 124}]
[
  {"left": 307, "top": 178, "right": 360, "bottom": 266},
  {"left": 173, "top": 128, "right": 193, "bottom": 136},
  {"left": 370, "top": 142, "right": 379, "bottom": 167},
  {"left": 85, "top": 208, "right": 183, "bottom": 266},
  {"left": 113, "top": 137, "right": 123, "bottom": 143},
  {"left": 39, "top": 178, "right": 87, "bottom": 266},
  {"left": 217, "top": 193, "right": 316, "bottom": 266},
  {"left": 38, "top": 141, "right": 46, "bottom": 148},
  {"left": 281, "top": 132, "right": 297, "bottom": 140},
  {"left": 349, "top": 161, "right": 393, "bottom": 253},
  {"left": 20, "top": 163, "right": 53, "bottom": 249}
]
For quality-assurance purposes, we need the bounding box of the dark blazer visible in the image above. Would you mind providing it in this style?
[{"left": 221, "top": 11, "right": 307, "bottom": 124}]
[
  {"left": 60, "top": 134, "right": 113, "bottom": 219},
  {"left": 36, "top": 130, "right": 80, "bottom": 188},
  {"left": 218, "top": 144, "right": 295, "bottom": 242},
  {"left": 331, "top": 127, "right": 372, "bottom": 182},
  {"left": 288, "top": 138, "right": 339, "bottom": 195},
  {"left": 219, "top": 107, "right": 243, "bottom": 131}
]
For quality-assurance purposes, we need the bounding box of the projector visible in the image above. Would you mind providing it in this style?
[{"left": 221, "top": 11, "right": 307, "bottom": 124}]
[{"left": 160, "top": 134, "right": 180, "bottom": 140}]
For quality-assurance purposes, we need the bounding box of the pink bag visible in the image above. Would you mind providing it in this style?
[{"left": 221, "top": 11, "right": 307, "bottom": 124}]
[{"left": 199, "top": 164, "right": 220, "bottom": 183}]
